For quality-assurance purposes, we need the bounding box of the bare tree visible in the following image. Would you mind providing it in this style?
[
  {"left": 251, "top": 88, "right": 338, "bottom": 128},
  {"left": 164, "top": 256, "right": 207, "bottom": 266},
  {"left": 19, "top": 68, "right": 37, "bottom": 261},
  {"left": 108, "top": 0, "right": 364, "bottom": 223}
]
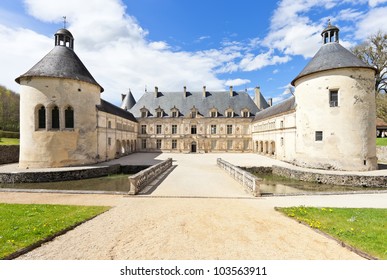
[{"left": 352, "top": 31, "right": 387, "bottom": 94}]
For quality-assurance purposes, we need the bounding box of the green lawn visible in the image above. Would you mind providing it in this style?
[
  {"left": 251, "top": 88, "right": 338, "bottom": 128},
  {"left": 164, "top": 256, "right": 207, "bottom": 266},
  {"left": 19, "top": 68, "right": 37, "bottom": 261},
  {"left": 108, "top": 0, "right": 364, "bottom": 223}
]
[
  {"left": 0, "top": 138, "right": 19, "bottom": 145},
  {"left": 376, "top": 138, "right": 387, "bottom": 146},
  {"left": 0, "top": 203, "right": 110, "bottom": 259},
  {"left": 277, "top": 207, "right": 387, "bottom": 259}
]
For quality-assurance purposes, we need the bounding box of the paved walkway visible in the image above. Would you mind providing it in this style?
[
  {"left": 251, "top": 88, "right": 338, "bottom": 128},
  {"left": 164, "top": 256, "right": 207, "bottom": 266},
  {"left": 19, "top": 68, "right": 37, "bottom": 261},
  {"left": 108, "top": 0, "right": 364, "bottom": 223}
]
[{"left": 0, "top": 153, "right": 386, "bottom": 260}]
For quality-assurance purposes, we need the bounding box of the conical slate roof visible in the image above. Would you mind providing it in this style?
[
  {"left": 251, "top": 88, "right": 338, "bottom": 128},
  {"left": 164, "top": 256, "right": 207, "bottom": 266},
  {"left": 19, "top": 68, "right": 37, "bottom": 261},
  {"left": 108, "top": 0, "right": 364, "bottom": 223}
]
[
  {"left": 121, "top": 90, "right": 136, "bottom": 110},
  {"left": 291, "top": 42, "right": 375, "bottom": 86},
  {"left": 15, "top": 45, "right": 104, "bottom": 92}
]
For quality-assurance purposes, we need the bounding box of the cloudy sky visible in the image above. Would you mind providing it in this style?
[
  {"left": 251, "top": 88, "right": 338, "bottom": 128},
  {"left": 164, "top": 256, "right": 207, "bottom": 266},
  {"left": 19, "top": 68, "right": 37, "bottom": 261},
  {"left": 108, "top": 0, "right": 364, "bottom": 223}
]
[{"left": 1, "top": 0, "right": 387, "bottom": 106}]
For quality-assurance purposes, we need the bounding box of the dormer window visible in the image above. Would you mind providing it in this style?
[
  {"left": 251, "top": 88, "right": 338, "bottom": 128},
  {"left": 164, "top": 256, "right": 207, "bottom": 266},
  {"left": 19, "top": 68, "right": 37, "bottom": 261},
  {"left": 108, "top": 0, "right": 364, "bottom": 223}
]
[
  {"left": 191, "top": 106, "right": 199, "bottom": 118},
  {"left": 170, "top": 106, "right": 179, "bottom": 118},
  {"left": 140, "top": 106, "right": 149, "bottom": 118},
  {"left": 225, "top": 109, "right": 234, "bottom": 118},
  {"left": 155, "top": 106, "right": 164, "bottom": 118},
  {"left": 241, "top": 109, "right": 250, "bottom": 118},
  {"left": 209, "top": 108, "right": 218, "bottom": 118}
]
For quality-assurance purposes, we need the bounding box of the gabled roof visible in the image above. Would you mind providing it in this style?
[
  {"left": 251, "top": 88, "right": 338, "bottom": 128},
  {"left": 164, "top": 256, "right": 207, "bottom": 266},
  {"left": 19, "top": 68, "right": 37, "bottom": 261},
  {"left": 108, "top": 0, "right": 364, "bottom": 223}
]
[
  {"left": 254, "top": 96, "right": 296, "bottom": 121},
  {"left": 291, "top": 42, "right": 375, "bottom": 85},
  {"left": 97, "top": 99, "right": 137, "bottom": 122},
  {"left": 15, "top": 46, "right": 103, "bottom": 92},
  {"left": 128, "top": 90, "right": 260, "bottom": 118}
]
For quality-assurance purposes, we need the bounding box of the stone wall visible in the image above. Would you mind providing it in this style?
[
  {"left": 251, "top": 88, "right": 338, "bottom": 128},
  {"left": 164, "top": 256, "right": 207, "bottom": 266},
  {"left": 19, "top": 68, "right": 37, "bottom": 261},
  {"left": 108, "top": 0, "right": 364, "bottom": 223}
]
[
  {"left": 0, "top": 164, "right": 121, "bottom": 184},
  {"left": 0, "top": 145, "right": 19, "bottom": 165},
  {"left": 377, "top": 146, "right": 387, "bottom": 162},
  {"left": 272, "top": 165, "right": 387, "bottom": 188}
]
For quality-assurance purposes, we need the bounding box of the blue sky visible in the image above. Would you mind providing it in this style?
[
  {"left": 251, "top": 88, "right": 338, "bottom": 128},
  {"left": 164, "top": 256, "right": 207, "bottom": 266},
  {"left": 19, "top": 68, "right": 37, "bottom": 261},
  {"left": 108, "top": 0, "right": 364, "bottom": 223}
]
[{"left": 1, "top": 0, "right": 387, "bottom": 106}]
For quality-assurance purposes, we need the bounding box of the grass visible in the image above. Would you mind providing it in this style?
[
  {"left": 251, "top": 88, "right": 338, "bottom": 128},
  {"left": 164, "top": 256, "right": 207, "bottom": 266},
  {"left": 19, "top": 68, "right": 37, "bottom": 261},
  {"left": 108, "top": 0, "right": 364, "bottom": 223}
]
[
  {"left": 376, "top": 138, "right": 387, "bottom": 146},
  {"left": 277, "top": 207, "right": 387, "bottom": 259},
  {"left": 0, "top": 138, "right": 19, "bottom": 145},
  {"left": 0, "top": 203, "right": 110, "bottom": 259}
]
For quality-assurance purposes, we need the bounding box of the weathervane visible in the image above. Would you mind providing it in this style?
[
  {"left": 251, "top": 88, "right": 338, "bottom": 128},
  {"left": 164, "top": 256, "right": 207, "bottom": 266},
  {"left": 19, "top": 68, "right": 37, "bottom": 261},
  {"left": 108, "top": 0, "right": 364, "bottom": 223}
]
[{"left": 63, "top": 16, "right": 67, "bottom": 29}]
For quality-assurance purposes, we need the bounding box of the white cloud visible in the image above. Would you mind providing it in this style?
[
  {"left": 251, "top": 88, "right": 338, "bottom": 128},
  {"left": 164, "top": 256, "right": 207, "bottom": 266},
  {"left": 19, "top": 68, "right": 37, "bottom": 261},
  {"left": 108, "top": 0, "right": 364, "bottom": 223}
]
[
  {"left": 355, "top": 6, "right": 387, "bottom": 39},
  {"left": 0, "top": 0, "right": 231, "bottom": 105},
  {"left": 225, "top": 78, "right": 251, "bottom": 87},
  {"left": 369, "top": 0, "right": 387, "bottom": 7},
  {"left": 239, "top": 50, "right": 290, "bottom": 71},
  {"left": 0, "top": 24, "right": 51, "bottom": 92}
]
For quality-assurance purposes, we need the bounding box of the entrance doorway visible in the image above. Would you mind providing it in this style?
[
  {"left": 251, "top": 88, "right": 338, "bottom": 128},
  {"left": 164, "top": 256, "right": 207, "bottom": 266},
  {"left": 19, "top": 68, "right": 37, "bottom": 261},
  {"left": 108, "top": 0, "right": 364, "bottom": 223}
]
[{"left": 191, "top": 142, "right": 197, "bottom": 153}]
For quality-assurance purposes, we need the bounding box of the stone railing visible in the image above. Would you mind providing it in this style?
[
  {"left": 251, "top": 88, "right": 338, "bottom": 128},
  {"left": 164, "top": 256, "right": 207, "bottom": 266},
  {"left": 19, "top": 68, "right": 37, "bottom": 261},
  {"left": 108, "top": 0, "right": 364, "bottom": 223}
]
[
  {"left": 128, "top": 158, "right": 172, "bottom": 195},
  {"left": 217, "top": 158, "right": 261, "bottom": 196}
]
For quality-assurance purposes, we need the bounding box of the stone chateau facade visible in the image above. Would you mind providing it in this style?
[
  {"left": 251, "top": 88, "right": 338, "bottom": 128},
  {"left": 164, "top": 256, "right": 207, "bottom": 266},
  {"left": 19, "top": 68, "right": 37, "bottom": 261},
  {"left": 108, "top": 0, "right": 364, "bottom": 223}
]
[{"left": 15, "top": 23, "right": 378, "bottom": 171}]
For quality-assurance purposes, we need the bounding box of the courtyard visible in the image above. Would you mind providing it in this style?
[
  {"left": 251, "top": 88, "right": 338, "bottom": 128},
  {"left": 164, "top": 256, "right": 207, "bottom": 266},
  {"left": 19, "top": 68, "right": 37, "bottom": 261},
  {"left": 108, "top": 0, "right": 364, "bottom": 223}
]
[{"left": 0, "top": 153, "right": 386, "bottom": 259}]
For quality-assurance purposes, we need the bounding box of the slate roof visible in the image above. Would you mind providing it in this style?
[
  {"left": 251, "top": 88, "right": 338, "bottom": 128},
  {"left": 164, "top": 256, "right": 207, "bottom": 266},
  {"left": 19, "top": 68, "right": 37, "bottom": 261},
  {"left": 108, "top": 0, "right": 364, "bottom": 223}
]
[
  {"left": 254, "top": 96, "right": 296, "bottom": 121},
  {"left": 291, "top": 42, "right": 375, "bottom": 85},
  {"left": 97, "top": 99, "right": 137, "bottom": 122},
  {"left": 128, "top": 90, "right": 260, "bottom": 118},
  {"left": 15, "top": 45, "right": 104, "bottom": 92},
  {"left": 121, "top": 91, "right": 137, "bottom": 110}
]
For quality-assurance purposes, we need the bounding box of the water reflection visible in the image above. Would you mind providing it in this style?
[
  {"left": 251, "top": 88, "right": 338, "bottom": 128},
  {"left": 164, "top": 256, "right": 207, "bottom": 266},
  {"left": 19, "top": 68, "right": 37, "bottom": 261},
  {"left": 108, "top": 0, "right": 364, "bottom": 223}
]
[
  {"left": 0, "top": 174, "right": 131, "bottom": 193},
  {"left": 255, "top": 172, "right": 384, "bottom": 195}
]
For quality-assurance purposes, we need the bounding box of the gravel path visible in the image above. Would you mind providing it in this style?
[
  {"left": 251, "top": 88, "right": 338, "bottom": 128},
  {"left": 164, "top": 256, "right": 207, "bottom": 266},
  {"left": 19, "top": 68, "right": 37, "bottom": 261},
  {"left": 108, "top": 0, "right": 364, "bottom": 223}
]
[{"left": 1, "top": 153, "right": 385, "bottom": 260}]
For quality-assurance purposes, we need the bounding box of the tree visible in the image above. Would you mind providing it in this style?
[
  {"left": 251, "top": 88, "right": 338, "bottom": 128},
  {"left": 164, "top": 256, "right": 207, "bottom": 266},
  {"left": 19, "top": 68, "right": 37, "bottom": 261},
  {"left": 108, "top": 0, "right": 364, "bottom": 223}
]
[{"left": 352, "top": 31, "right": 387, "bottom": 94}]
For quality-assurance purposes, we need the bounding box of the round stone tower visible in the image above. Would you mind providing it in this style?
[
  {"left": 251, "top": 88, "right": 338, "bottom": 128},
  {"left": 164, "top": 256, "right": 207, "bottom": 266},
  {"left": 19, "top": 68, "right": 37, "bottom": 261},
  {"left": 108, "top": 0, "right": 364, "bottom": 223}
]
[
  {"left": 16, "top": 28, "right": 104, "bottom": 168},
  {"left": 291, "top": 22, "right": 377, "bottom": 171}
]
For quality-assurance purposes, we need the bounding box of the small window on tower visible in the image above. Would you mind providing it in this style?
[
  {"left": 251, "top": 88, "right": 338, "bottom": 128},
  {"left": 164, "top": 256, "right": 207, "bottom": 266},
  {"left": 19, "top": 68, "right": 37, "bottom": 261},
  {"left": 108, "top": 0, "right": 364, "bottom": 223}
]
[
  {"left": 329, "top": 90, "right": 338, "bottom": 107},
  {"left": 315, "top": 131, "right": 323, "bottom": 141}
]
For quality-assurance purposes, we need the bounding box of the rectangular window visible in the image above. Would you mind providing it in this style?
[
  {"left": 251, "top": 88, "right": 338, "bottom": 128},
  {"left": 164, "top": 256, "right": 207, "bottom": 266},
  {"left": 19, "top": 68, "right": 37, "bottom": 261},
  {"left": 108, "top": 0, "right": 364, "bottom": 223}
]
[
  {"left": 156, "top": 139, "right": 162, "bottom": 149},
  {"left": 108, "top": 121, "right": 112, "bottom": 128},
  {"left": 226, "top": 111, "right": 233, "bottom": 118},
  {"left": 156, "top": 125, "right": 162, "bottom": 134},
  {"left": 172, "top": 111, "right": 178, "bottom": 118},
  {"left": 281, "top": 137, "right": 284, "bottom": 146},
  {"left": 227, "top": 140, "right": 233, "bottom": 149},
  {"left": 242, "top": 111, "right": 249, "bottom": 118},
  {"left": 156, "top": 111, "right": 163, "bottom": 118},
  {"left": 108, "top": 137, "right": 111, "bottom": 146},
  {"left": 280, "top": 120, "right": 284, "bottom": 128},
  {"left": 141, "top": 111, "right": 147, "bottom": 118},
  {"left": 329, "top": 90, "right": 338, "bottom": 107},
  {"left": 211, "top": 140, "right": 217, "bottom": 150},
  {"left": 172, "top": 139, "right": 177, "bottom": 149},
  {"left": 227, "top": 125, "right": 233, "bottom": 134},
  {"left": 172, "top": 124, "right": 177, "bottom": 134},
  {"left": 141, "top": 125, "right": 147, "bottom": 134},
  {"left": 211, "top": 125, "right": 217, "bottom": 134},
  {"left": 315, "top": 131, "right": 323, "bottom": 141},
  {"left": 191, "top": 111, "right": 197, "bottom": 118},
  {"left": 191, "top": 125, "right": 197, "bottom": 134},
  {"left": 141, "top": 139, "right": 147, "bottom": 149},
  {"left": 243, "top": 140, "right": 249, "bottom": 150},
  {"left": 210, "top": 111, "right": 217, "bottom": 118}
]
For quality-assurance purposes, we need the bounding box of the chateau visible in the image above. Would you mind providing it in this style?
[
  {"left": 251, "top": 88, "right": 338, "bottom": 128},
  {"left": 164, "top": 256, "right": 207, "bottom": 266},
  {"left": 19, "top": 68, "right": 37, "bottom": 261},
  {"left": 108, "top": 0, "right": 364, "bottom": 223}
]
[{"left": 16, "top": 23, "right": 377, "bottom": 171}]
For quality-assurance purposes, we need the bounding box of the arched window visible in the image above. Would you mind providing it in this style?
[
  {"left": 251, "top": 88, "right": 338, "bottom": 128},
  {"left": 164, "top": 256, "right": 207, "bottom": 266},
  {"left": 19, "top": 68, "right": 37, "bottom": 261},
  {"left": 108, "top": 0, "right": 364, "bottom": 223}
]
[
  {"left": 65, "top": 106, "right": 74, "bottom": 128},
  {"left": 38, "top": 106, "right": 46, "bottom": 129},
  {"left": 52, "top": 106, "right": 60, "bottom": 129}
]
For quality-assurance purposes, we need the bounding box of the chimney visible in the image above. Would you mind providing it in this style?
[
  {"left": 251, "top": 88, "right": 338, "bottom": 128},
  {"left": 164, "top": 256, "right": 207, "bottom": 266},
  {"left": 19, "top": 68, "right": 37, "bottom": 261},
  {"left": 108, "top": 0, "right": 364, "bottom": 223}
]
[
  {"left": 229, "top": 86, "right": 233, "bottom": 97},
  {"left": 121, "top": 94, "right": 126, "bottom": 101},
  {"left": 154, "top": 86, "right": 158, "bottom": 98},
  {"left": 184, "top": 86, "right": 187, "bottom": 98},
  {"left": 254, "top": 86, "right": 263, "bottom": 110},
  {"left": 268, "top": 98, "right": 273, "bottom": 107},
  {"left": 203, "top": 86, "right": 207, "bottom": 98}
]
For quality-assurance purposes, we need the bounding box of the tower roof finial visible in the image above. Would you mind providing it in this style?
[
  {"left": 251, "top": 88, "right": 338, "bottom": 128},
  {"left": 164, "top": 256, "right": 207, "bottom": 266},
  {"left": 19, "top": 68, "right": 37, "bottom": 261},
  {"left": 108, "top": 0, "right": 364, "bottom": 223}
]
[{"left": 63, "top": 16, "right": 67, "bottom": 29}]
